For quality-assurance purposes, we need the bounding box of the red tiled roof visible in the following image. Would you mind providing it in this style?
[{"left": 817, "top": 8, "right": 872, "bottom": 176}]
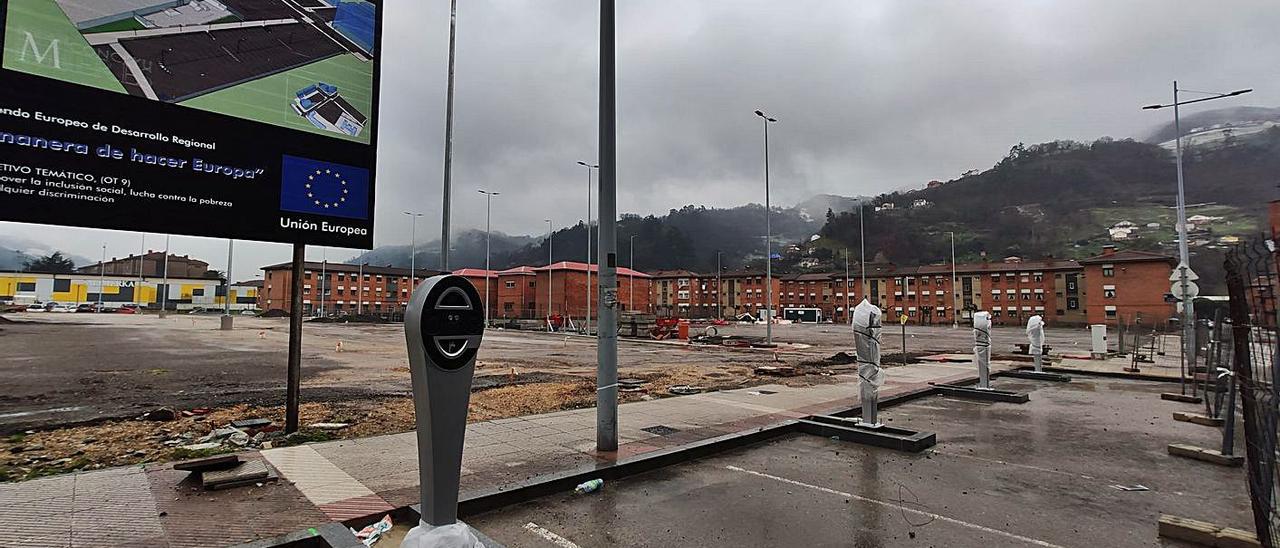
[
  {"left": 452, "top": 268, "right": 498, "bottom": 277},
  {"left": 496, "top": 266, "right": 538, "bottom": 276},
  {"left": 532, "top": 261, "right": 652, "bottom": 278},
  {"left": 1078, "top": 249, "right": 1176, "bottom": 265}
]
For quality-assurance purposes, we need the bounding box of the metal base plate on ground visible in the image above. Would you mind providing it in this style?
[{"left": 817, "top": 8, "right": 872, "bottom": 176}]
[
  {"left": 931, "top": 383, "right": 1030, "bottom": 403},
  {"left": 1002, "top": 370, "right": 1073, "bottom": 382},
  {"left": 1161, "top": 393, "right": 1204, "bottom": 404},
  {"left": 798, "top": 415, "right": 936, "bottom": 453}
]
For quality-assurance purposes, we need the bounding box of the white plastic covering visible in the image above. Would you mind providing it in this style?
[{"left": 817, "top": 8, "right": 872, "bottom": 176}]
[
  {"left": 1026, "top": 315, "right": 1045, "bottom": 355},
  {"left": 853, "top": 299, "right": 884, "bottom": 388},
  {"left": 400, "top": 521, "right": 484, "bottom": 548},
  {"left": 973, "top": 311, "right": 992, "bottom": 387}
]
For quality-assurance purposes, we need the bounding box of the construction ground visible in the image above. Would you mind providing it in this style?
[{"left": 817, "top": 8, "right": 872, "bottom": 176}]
[{"left": 0, "top": 312, "right": 1257, "bottom": 547}]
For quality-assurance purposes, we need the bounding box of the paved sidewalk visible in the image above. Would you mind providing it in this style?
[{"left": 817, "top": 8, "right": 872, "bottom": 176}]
[{"left": 0, "top": 360, "right": 1001, "bottom": 547}]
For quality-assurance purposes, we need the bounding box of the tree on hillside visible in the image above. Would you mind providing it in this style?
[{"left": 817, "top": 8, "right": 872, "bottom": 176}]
[{"left": 23, "top": 252, "right": 75, "bottom": 273}]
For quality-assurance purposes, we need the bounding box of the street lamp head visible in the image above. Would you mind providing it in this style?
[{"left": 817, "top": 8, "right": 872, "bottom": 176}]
[
  {"left": 1141, "top": 104, "right": 1165, "bottom": 110},
  {"left": 1228, "top": 89, "right": 1253, "bottom": 97},
  {"left": 754, "top": 110, "right": 764, "bottom": 117}
]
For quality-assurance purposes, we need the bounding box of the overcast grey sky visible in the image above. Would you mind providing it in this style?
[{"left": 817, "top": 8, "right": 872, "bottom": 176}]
[{"left": 4, "top": 0, "right": 1279, "bottom": 281}]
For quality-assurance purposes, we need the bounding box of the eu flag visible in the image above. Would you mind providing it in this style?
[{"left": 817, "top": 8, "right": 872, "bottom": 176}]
[{"left": 279, "top": 155, "right": 370, "bottom": 220}]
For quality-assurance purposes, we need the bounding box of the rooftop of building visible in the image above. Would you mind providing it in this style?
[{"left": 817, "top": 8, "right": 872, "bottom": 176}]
[
  {"left": 535, "top": 261, "right": 651, "bottom": 278},
  {"left": 260, "top": 261, "right": 446, "bottom": 278}
]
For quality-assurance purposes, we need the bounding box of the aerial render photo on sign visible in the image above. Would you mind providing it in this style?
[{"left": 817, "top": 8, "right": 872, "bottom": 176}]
[{"left": 0, "top": 0, "right": 379, "bottom": 247}]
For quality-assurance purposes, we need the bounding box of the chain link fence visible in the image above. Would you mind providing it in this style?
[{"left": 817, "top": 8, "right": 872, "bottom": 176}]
[{"left": 1224, "top": 236, "right": 1280, "bottom": 546}]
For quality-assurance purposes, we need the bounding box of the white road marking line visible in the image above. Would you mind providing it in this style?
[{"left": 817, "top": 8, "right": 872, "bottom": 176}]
[
  {"left": 523, "top": 522, "right": 582, "bottom": 548},
  {"left": 725, "top": 465, "right": 1065, "bottom": 548}
]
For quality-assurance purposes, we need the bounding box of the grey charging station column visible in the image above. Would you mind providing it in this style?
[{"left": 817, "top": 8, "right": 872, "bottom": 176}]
[{"left": 405, "top": 274, "right": 485, "bottom": 527}]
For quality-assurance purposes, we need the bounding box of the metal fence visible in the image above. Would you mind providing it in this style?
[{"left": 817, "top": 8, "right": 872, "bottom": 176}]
[{"left": 1224, "top": 236, "right": 1280, "bottom": 546}]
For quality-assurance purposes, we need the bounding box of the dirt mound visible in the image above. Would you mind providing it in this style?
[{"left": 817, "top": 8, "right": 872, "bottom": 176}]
[{"left": 259, "top": 309, "right": 289, "bottom": 318}]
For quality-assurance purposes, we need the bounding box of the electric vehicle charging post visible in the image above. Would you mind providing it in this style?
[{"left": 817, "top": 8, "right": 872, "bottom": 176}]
[
  {"left": 933, "top": 310, "right": 1030, "bottom": 403},
  {"left": 1004, "top": 315, "right": 1072, "bottom": 382},
  {"left": 401, "top": 275, "right": 491, "bottom": 547},
  {"left": 797, "top": 298, "right": 936, "bottom": 452}
]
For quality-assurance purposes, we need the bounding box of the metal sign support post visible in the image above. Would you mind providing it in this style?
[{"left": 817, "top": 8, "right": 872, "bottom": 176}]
[{"left": 285, "top": 244, "right": 304, "bottom": 434}]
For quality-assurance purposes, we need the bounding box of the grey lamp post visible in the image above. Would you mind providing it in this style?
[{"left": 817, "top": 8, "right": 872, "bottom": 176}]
[
  {"left": 629, "top": 234, "right": 636, "bottom": 311},
  {"left": 546, "top": 219, "right": 553, "bottom": 322},
  {"left": 478, "top": 190, "right": 500, "bottom": 326},
  {"left": 1143, "top": 83, "right": 1251, "bottom": 395},
  {"left": 948, "top": 231, "right": 958, "bottom": 328},
  {"left": 403, "top": 211, "right": 424, "bottom": 289},
  {"left": 98, "top": 244, "right": 106, "bottom": 309},
  {"left": 754, "top": 109, "right": 777, "bottom": 345},
  {"left": 577, "top": 161, "right": 599, "bottom": 334},
  {"left": 440, "top": 0, "right": 458, "bottom": 271}
]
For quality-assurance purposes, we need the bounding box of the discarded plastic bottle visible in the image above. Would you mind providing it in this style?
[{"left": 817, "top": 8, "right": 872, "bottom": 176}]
[{"left": 574, "top": 479, "right": 603, "bottom": 494}]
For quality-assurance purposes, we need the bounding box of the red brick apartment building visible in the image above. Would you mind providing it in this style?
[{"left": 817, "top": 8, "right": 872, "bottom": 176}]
[
  {"left": 648, "top": 245, "right": 1172, "bottom": 327},
  {"left": 489, "top": 261, "right": 652, "bottom": 321},
  {"left": 452, "top": 268, "right": 500, "bottom": 317},
  {"left": 260, "top": 262, "right": 444, "bottom": 315},
  {"left": 1078, "top": 247, "right": 1176, "bottom": 325}
]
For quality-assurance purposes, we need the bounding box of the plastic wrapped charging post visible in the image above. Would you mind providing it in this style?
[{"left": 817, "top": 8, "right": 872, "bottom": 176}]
[
  {"left": 1026, "top": 315, "right": 1045, "bottom": 372},
  {"left": 400, "top": 521, "right": 484, "bottom": 548},
  {"left": 973, "top": 311, "right": 992, "bottom": 389},
  {"left": 853, "top": 299, "right": 884, "bottom": 425}
]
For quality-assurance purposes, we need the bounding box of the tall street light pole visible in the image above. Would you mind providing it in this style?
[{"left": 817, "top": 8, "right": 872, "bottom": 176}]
[
  {"left": 440, "top": 0, "right": 458, "bottom": 271},
  {"left": 577, "top": 161, "right": 599, "bottom": 334},
  {"left": 222, "top": 239, "right": 234, "bottom": 330},
  {"left": 357, "top": 262, "right": 365, "bottom": 315},
  {"left": 98, "top": 243, "right": 106, "bottom": 309},
  {"left": 403, "top": 211, "right": 423, "bottom": 290},
  {"left": 478, "top": 190, "right": 500, "bottom": 326},
  {"left": 596, "top": 0, "right": 619, "bottom": 453},
  {"left": 1143, "top": 83, "right": 1251, "bottom": 394},
  {"left": 948, "top": 231, "right": 958, "bottom": 328},
  {"left": 754, "top": 109, "right": 777, "bottom": 345},
  {"left": 137, "top": 234, "right": 145, "bottom": 310},
  {"left": 859, "top": 203, "right": 867, "bottom": 299},
  {"left": 716, "top": 251, "right": 723, "bottom": 320},
  {"left": 844, "top": 248, "right": 850, "bottom": 325},
  {"left": 629, "top": 234, "right": 636, "bottom": 311},
  {"left": 546, "top": 219, "right": 553, "bottom": 323},
  {"left": 159, "top": 235, "right": 170, "bottom": 318}
]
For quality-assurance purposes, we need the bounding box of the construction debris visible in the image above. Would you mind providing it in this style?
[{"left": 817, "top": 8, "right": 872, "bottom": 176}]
[
  {"left": 203, "top": 460, "right": 278, "bottom": 490},
  {"left": 352, "top": 515, "right": 394, "bottom": 546},
  {"left": 142, "top": 408, "right": 177, "bottom": 422},
  {"left": 173, "top": 454, "right": 239, "bottom": 473},
  {"left": 230, "top": 418, "right": 272, "bottom": 429},
  {"left": 754, "top": 365, "right": 799, "bottom": 377},
  {"left": 668, "top": 385, "right": 704, "bottom": 396}
]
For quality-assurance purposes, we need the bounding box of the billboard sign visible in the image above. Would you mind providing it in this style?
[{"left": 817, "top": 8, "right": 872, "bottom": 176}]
[{"left": 0, "top": 0, "right": 382, "bottom": 248}]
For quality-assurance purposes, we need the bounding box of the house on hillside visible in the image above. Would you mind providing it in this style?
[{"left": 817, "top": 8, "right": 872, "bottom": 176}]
[
  {"left": 927, "top": 180, "right": 944, "bottom": 189},
  {"left": 1187, "top": 214, "right": 1224, "bottom": 226},
  {"left": 874, "top": 202, "right": 896, "bottom": 212},
  {"left": 1109, "top": 227, "right": 1135, "bottom": 241},
  {"left": 911, "top": 198, "right": 932, "bottom": 208}
]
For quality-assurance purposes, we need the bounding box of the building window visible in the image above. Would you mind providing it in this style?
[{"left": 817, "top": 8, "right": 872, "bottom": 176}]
[
  {"left": 1033, "top": 273, "right": 1043, "bottom": 282},
  {"left": 1102, "top": 265, "right": 1115, "bottom": 277},
  {"left": 1036, "top": 294, "right": 1044, "bottom": 302},
  {"left": 505, "top": 281, "right": 516, "bottom": 288},
  {"left": 1105, "top": 308, "right": 1117, "bottom": 318},
  {"left": 1104, "top": 288, "right": 1116, "bottom": 299},
  {"left": 193, "top": 288, "right": 204, "bottom": 296},
  {"left": 992, "top": 293, "right": 1000, "bottom": 301}
]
